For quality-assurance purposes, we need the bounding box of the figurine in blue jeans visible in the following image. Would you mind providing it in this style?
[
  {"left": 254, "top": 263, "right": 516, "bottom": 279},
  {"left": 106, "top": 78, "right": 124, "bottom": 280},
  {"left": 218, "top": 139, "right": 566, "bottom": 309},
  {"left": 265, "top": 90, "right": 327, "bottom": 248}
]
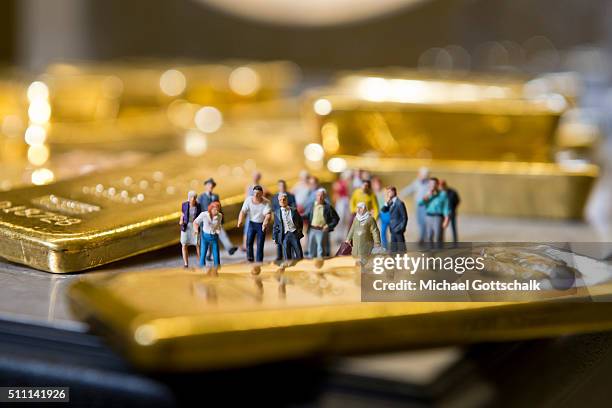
[
  {"left": 193, "top": 201, "right": 223, "bottom": 268},
  {"left": 237, "top": 185, "right": 272, "bottom": 263}
]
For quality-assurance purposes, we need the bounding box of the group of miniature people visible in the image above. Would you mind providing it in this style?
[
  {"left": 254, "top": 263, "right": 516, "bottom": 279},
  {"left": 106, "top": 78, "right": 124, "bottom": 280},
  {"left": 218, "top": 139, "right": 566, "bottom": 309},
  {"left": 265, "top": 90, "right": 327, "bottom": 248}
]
[{"left": 179, "top": 167, "right": 460, "bottom": 269}]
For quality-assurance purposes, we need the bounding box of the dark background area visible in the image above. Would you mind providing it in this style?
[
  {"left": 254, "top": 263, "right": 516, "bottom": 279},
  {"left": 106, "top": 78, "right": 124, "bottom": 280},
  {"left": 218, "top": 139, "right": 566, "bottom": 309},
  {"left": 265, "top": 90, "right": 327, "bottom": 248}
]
[{"left": 0, "top": 0, "right": 610, "bottom": 71}]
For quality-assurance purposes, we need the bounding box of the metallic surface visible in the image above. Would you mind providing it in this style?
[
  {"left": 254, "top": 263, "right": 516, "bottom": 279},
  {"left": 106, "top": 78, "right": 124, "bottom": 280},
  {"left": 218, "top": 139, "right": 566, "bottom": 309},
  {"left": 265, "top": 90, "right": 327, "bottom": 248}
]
[
  {"left": 68, "top": 253, "right": 612, "bottom": 372},
  {"left": 45, "top": 60, "right": 300, "bottom": 117},
  {"left": 334, "top": 155, "right": 598, "bottom": 218},
  {"left": 311, "top": 95, "right": 563, "bottom": 162},
  {"left": 0, "top": 219, "right": 603, "bottom": 331},
  {"left": 0, "top": 150, "right": 148, "bottom": 192},
  {"left": 0, "top": 121, "right": 317, "bottom": 272}
]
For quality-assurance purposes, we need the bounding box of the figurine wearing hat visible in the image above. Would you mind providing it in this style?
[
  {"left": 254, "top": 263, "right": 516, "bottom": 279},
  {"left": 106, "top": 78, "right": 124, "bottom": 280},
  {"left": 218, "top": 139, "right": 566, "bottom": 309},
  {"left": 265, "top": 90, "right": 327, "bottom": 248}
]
[{"left": 198, "top": 177, "right": 238, "bottom": 257}]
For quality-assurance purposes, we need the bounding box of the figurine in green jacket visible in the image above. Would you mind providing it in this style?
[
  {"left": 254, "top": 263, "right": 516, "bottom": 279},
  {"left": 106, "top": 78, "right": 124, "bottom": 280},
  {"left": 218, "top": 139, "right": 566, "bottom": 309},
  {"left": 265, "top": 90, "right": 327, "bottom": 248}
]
[{"left": 346, "top": 202, "right": 381, "bottom": 258}]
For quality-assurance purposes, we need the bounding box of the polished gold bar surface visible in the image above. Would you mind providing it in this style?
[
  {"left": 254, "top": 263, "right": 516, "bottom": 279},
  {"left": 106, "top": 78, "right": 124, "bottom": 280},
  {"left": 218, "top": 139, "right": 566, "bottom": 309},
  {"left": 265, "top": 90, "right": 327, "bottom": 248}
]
[
  {"left": 0, "top": 122, "right": 314, "bottom": 272},
  {"left": 46, "top": 109, "right": 181, "bottom": 151},
  {"left": 68, "top": 255, "right": 612, "bottom": 372},
  {"left": 333, "top": 155, "right": 598, "bottom": 219},
  {"left": 45, "top": 60, "right": 299, "bottom": 117},
  {"left": 0, "top": 150, "right": 148, "bottom": 191},
  {"left": 313, "top": 96, "right": 562, "bottom": 162}
]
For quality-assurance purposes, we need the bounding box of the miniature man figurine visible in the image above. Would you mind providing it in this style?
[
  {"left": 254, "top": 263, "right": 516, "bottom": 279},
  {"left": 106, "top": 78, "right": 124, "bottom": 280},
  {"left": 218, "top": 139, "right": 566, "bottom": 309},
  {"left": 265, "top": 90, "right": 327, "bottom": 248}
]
[
  {"left": 237, "top": 185, "right": 272, "bottom": 263},
  {"left": 198, "top": 178, "right": 238, "bottom": 256},
  {"left": 271, "top": 179, "right": 297, "bottom": 261},
  {"left": 179, "top": 191, "right": 201, "bottom": 268},
  {"left": 401, "top": 167, "right": 430, "bottom": 244},
  {"left": 380, "top": 186, "right": 408, "bottom": 253},
  {"left": 273, "top": 192, "right": 304, "bottom": 261},
  {"left": 193, "top": 201, "right": 223, "bottom": 268},
  {"left": 291, "top": 170, "right": 311, "bottom": 213},
  {"left": 241, "top": 171, "right": 263, "bottom": 251},
  {"left": 418, "top": 177, "right": 450, "bottom": 246},
  {"left": 350, "top": 179, "right": 379, "bottom": 220},
  {"left": 372, "top": 176, "right": 389, "bottom": 249},
  {"left": 272, "top": 179, "right": 296, "bottom": 210},
  {"left": 302, "top": 175, "right": 321, "bottom": 217},
  {"left": 439, "top": 180, "right": 460, "bottom": 243},
  {"left": 331, "top": 170, "right": 351, "bottom": 241},
  {"left": 305, "top": 188, "right": 340, "bottom": 258}
]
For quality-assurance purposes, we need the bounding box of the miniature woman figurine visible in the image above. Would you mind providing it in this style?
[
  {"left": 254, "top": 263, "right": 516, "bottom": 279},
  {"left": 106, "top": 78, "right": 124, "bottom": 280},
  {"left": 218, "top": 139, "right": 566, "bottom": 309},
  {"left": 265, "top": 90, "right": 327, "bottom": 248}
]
[
  {"left": 179, "top": 191, "right": 201, "bottom": 268},
  {"left": 346, "top": 202, "right": 381, "bottom": 258},
  {"left": 194, "top": 201, "right": 223, "bottom": 268}
]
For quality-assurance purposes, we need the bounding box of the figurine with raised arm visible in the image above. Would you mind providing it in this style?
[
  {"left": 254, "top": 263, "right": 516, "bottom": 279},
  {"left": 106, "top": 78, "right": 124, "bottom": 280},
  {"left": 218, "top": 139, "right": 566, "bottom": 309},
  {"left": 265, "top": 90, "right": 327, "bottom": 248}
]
[
  {"left": 179, "top": 191, "right": 201, "bottom": 268},
  {"left": 380, "top": 186, "right": 408, "bottom": 253},
  {"left": 194, "top": 201, "right": 223, "bottom": 269},
  {"left": 198, "top": 177, "right": 238, "bottom": 257}
]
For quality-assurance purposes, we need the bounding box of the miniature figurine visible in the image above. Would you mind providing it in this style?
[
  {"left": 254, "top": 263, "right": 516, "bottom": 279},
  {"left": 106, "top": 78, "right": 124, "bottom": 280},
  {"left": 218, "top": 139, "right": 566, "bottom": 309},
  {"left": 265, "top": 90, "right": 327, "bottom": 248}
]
[
  {"left": 372, "top": 176, "right": 389, "bottom": 249},
  {"left": 272, "top": 192, "right": 304, "bottom": 260},
  {"left": 350, "top": 179, "right": 379, "bottom": 220},
  {"left": 179, "top": 191, "right": 202, "bottom": 268},
  {"left": 241, "top": 171, "right": 263, "bottom": 251},
  {"left": 418, "top": 177, "right": 450, "bottom": 246},
  {"left": 331, "top": 170, "right": 351, "bottom": 242},
  {"left": 346, "top": 202, "right": 381, "bottom": 258},
  {"left": 271, "top": 179, "right": 297, "bottom": 261},
  {"left": 291, "top": 170, "right": 311, "bottom": 213},
  {"left": 302, "top": 175, "right": 321, "bottom": 217},
  {"left": 439, "top": 180, "right": 460, "bottom": 243},
  {"left": 271, "top": 179, "right": 296, "bottom": 210},
  {"left": 305, "top": 188, "right": 340, "bottom": 258},
  {"left": 237, "top": 185, "right": 272, "bottom": 263},
  {"left": 351, "top": 169, "right": 365, "bottom": 190},
  {"left": 193, "top": 201, "right": 223, "bottom": 268},
  {"left": 198, "top": 178, "right": 239, "bottom": 257},
  {"left": 380, "top": 186, "right": 408, "bottom": 253},
  {"left": 400, "top": 167, "right": 430, "bottom": 244}
]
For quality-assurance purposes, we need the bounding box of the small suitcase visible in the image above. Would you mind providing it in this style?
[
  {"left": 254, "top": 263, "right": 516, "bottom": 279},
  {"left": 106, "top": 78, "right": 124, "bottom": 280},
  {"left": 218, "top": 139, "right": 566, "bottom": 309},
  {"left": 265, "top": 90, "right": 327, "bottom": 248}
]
[{"left": 335, "top": 241, "right": 353, "bottom": 256}]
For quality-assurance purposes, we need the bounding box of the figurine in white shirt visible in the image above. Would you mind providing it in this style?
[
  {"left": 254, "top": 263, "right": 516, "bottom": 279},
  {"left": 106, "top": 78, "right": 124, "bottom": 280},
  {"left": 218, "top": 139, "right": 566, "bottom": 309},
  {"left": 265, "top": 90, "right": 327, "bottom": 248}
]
[
  {"left": 237, "top": 185, "right": 272, "bottom": 263},
  {"left": 194, "top": 201, "right": 223, "bottom": 268}
]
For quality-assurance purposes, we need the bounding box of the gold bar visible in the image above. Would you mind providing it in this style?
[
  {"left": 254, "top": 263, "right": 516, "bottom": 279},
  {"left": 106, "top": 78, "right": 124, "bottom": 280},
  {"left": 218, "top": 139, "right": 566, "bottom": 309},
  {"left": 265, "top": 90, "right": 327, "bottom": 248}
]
[
  {"left": 44, "top": 60, "right": 300, "bottom": 120},
  {"left": 333, "top": 71, "right": 581, "bottom": 105},
  {"left": 46, "top": 109, "right": 181, "bottom": 151},
  {"left": 67, "top": 254, "right": 612, "bottom": 372},
  {"left": 310, "top": 94, "right": 562, "bottom": 162},
  {"left": 0, "top": 121, "right": 318, "bottom": 273},
  {"left": 330, "top": 155, "right": 598, "bottom": 219},
  {"left": 0, "top": 150, "right": 149, "bottom": 191}
]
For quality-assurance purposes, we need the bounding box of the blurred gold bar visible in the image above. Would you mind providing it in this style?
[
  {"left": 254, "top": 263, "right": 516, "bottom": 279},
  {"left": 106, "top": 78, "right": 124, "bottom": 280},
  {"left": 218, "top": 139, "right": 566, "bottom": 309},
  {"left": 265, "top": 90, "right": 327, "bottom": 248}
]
[
  {"left": 311, "top": 95, "right": 562, "bottom": 162},
  {"left": 46, "top": 109, "right": 181, "bottom": 152},
  {"left": 44, "top": 60, "right": 300, "bottom": 122},
  {"left": 181, "top": 61, "right": 300, "bottom": 106},
  {"left": 332, "top": 155, "right": 598, "bottom": 219},
  {"left": 68, "top": 256, "right": 612, "bottom": 372},
  {"left": 334, "top": 70, "right": 581, "bottom": 105},
  {"left": 0, "top": 150, "right": 148, "bottom": 192},
  {"left": 0, "top": 121, "right": 317, "bottom": 272}
]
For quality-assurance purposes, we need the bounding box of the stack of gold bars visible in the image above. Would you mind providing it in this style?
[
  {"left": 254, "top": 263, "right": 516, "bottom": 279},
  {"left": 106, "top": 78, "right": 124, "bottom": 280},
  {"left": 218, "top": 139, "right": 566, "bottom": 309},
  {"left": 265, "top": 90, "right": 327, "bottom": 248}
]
[
  {"left": 0, "top": 61, "right": 610, "bottom": 373},
  {"left": 306, "top": 70, "right": 599, "bottom": 218}
]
